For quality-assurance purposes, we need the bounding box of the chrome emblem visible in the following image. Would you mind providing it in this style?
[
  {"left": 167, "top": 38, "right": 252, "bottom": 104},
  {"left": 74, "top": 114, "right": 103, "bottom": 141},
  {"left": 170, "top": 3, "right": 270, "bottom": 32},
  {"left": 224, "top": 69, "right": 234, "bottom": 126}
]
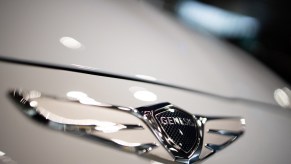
[
  {"left": 9, "top": 89, "right": 245, "bottom": 164},
  {"left": 138, "top": 103, "right": 200, "bottom": 160}
]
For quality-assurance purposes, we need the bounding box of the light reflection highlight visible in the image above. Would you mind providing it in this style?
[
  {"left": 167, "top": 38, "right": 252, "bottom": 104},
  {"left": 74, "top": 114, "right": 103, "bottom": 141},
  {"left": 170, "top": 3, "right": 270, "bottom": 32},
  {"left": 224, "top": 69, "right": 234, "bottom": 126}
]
[
  {"left": 67, "top": 91, "right": 87, "bottom": 100},
  {"left": 135, "top": 74, "right": 157, "bottom": 81},
  {"left": 95, "top": 124, "right": 126, "bottom": 133},
  {"left": 177, "top": 1, "right": 259, "bottom": 38},
  {"left": 60, "top": 36, "right": 82, "bottom": 49},
  {"left": 66, "top": 91, "right": 102, "bottom": 106},
  {"left": 118, "top": 107, "right": 131, "bottom": 111},
  {"left": 169, "top": 147, "right": 178, "bottom": 152},
  {"left": 168, "top": 108, "right": 175, "bottom": 112},
  {"left": 29, "top": 101, "right": 38, "bottom": 107},
  {"left": 240, "top": 119, "right": 246, "bottom": 125},
  {"left": 179, "top": 129, "right": 184, "bottom": 135},
  {"left": 197, "top": 120, "right": 202, "bottom": 127},
  {"left": 0, "top": 151, "right": 5, "bottom": 156},
  {"left": 71, "top": 64, "right": 99, "bottom": 71},
  {"left": 274, "top": 88, "right": 291, "bottom": 108},
  {"left": 199, "top": 117, "right": 207, "bottom": 124},
  {"left": 129, "top": 87, "right": 157, "bottom": 102},
  {"left": 23, "top": 90, "right": 41, "bottom": 100},
  {"left": 134, "top": 91, "right": 157, "bottom": 102},
  {"left": 111, "top": 139, "right": 141, "bottom": 147}
]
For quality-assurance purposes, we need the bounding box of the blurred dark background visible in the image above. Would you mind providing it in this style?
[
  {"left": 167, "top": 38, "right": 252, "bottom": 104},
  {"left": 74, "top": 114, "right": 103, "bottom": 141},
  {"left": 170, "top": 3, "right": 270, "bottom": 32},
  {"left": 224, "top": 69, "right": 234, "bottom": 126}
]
[{"left": 149, "top": 0, "right": 291, "bottom": 84}]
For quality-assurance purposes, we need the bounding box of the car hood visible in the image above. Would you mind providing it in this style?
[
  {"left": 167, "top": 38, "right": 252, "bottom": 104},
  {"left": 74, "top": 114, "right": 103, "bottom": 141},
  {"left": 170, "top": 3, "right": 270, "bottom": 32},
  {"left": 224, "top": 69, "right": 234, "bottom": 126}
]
[{"left": 0, "top": 0, "right": 286, "bottom": 105}]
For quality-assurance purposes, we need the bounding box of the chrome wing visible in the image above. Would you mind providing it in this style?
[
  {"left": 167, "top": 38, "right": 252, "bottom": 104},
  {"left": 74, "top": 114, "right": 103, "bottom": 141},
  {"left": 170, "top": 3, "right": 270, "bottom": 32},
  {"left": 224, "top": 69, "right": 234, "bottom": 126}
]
[{"left": 9, "top": 89, "right": 245, "bottom": 164}]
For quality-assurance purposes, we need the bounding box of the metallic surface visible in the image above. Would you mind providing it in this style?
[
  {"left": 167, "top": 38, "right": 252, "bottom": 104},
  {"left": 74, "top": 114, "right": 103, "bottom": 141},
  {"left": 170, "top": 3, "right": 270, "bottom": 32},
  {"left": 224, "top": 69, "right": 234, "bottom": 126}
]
[
  {"left": 10, "top": 89, "right": 158, "bottom": 154},
  {"left": 9, "top": 89, "right": 244, "bottom": 163},
  {"left": 137, "top": 103, "right": 244, "bottom": 163}
]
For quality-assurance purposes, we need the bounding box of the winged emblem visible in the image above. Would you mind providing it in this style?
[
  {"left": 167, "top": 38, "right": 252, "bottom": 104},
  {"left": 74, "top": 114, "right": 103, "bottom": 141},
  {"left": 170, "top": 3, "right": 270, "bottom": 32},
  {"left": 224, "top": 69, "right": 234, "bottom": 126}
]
[{"left": 9, "top": 89, "right": 245, "bottom": 164}]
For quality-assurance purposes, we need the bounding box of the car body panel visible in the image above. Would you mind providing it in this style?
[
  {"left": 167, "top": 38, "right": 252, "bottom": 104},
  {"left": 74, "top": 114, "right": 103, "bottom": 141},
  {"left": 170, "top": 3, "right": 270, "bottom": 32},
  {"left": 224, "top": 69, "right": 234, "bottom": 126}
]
[
  {"left": 1, "top": 62, "right": 291, "bottom": 163},
  {"left": 0, "top": 0, "right": 290, "bottom": 164},
  {"left": 0, "top": 0, "right": 287, "bottom": 105}
]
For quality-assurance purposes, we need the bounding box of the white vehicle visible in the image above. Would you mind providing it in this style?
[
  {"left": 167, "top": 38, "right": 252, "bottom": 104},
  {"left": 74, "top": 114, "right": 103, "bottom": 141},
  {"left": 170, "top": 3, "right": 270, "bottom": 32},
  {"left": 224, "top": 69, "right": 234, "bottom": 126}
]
[{"left": 0, "top": 1, "right": 290, "bottom": 164}]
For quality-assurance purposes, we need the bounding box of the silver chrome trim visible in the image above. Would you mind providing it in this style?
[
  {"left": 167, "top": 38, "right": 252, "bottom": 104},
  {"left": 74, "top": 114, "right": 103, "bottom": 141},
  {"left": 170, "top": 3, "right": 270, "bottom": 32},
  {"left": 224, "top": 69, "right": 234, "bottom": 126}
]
[
  {"left": 9, "top": 89, "right": 245, "bottom": 163},
  {"left": 9, "top": 89, "right": 158, "bottom": 155}
]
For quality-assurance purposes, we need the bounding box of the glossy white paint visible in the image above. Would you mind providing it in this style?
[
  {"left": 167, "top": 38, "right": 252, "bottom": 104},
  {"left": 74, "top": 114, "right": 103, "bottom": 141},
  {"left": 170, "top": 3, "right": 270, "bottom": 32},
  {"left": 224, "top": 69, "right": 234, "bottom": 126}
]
[
  {"left": 0, "top": 62, "right": 291, "bottom": 164},
  {"left": 0, "top": 0, "right": 290, "bottom": 164},
  {"left": 0, "top": 0, "right": 286, "bottom": 105}
]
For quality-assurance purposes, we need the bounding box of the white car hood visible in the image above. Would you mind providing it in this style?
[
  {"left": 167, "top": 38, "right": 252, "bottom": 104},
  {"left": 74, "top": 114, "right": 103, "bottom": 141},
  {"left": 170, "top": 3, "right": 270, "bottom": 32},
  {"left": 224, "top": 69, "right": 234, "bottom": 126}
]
[{"left": 0, "top": 0, "right": 286, "bottom": 105}]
